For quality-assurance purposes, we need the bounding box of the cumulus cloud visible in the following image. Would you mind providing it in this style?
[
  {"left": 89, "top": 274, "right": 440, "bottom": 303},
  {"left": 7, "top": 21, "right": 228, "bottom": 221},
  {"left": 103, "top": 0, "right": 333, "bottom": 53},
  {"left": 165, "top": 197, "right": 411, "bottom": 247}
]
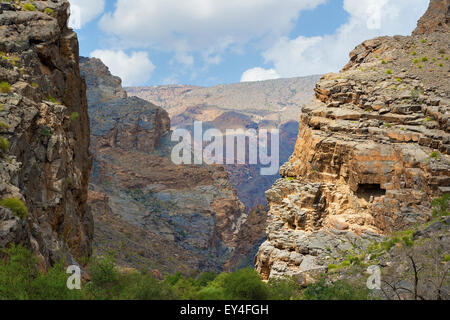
[
  {"left": 243, "top": 0, "right": 429, "bottom": 78},
  {"left": 241, "top": 67, "right": 280, "bottom": 82},
  {"left": 68, "top": 0, "right": 105, "bottom": 29},
  {"left": 90, "top": 50, "right": 155, "bottom": 86},
  {"left": 98, "top": 0, "right": 326, "bottom": 65}
]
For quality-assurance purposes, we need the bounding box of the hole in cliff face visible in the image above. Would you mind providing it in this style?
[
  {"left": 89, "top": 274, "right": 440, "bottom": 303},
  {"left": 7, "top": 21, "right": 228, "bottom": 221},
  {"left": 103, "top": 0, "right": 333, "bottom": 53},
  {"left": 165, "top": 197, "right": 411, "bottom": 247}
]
[{"left": 356, "top": 184, "right": 386, "bottom": 201}]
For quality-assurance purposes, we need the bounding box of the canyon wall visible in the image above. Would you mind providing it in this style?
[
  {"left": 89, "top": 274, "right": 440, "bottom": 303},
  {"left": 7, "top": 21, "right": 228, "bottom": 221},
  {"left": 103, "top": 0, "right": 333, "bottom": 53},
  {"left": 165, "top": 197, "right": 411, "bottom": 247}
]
[
  {"left": 0, "top": 1, "right": 92, "bottom": 267},
  {"left": 81, "top": 57, "right": 253, "bottom": 274},
  {"left": 256, "top": 0, "right": 450, "bottom": 281}
]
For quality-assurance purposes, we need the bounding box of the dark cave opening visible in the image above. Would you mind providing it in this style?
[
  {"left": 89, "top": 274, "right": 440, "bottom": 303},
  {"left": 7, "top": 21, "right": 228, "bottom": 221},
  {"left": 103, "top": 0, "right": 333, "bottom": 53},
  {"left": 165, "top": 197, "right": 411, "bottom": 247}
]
[{"left": 356, "top": 183, "right": 386, "bottom": 201}]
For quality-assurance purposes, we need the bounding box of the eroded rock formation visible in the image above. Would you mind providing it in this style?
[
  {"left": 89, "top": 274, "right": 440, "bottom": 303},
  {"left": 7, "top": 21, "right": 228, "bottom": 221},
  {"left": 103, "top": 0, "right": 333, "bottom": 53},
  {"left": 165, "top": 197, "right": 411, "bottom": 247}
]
[
  {"left": 0, "top": 1, "right": 92, "bottom": 266},
  {"left": 81, "top": 58, "right": 250, "bottom": 274},
  {"left": 256, "top": 0, "right": 449, "bottom": 281}
]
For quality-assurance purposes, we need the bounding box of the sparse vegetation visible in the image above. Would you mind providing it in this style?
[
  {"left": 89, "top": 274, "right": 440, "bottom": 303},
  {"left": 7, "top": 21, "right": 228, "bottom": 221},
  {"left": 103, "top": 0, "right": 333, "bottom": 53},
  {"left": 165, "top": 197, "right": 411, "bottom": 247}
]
[
  {"left": 43, "top": 8, "right": 54, "bottom": 16},
  {"left": 41, "top": 127, "right": 51, "bottom": 137},
  {"left": 385, "top": 69, "right": 392, "bottom": 75},
  {"left": 301, "top": 278, "right": 372, "bottom": 300},
  {"left": 0, "top": 121, "right": 9, "bottom": 131},
  {"left": 0, "top": 198, "right": 28, "bottom": 219},
  {"left": 70, "top": 112, "right": 80, "bottom": 121},
  {"left": 430, "top": 151, "right": 440, "bottom": 159},
  {"left": 47, "top": 95, "right": 58, "bottom": 104},
  {"left": 22, "top": 3, "right": 36, "bottom": 11},
  {"left": 0, "top": 82, "right": 11, "bottom": 93},
  {"left": 431, "top": 194, "right": 449, "bottom": 218},
  {"left": 0, "top": 137, "right": 9, "bottom": 153}
]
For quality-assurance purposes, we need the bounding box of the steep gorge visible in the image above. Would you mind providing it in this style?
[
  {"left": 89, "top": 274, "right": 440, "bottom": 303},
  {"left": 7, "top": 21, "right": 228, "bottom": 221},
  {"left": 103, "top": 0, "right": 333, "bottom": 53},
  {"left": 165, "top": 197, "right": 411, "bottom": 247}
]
[{"left": 80, "top": 57, "right": 254, "bottom": 274}]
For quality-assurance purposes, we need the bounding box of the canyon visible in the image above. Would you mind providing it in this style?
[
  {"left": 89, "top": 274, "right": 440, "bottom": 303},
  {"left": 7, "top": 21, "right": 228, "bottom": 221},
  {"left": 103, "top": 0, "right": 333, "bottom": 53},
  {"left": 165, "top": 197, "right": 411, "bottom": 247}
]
[
  {"left": 0, "top": 0, "right": 448, "bottom": 297},
  {"left": 81, "top": 57, "right": 262, "bottom": 274}
]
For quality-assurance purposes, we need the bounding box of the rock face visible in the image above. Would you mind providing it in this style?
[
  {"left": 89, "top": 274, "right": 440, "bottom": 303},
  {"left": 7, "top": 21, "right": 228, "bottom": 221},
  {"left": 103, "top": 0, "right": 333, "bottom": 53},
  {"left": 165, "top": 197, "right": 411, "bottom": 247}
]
[
  {"left": 0, "top": 1, "right": 92, "bottom": 266},
  {"left": 80, "top": 58, "right": 250, "bottom": 274},
  {"left": 413, "top": 0, "right": 449, "bottom": 36},
  {"left": 256, "top": 1, "right": 449, "bottom": 281}
]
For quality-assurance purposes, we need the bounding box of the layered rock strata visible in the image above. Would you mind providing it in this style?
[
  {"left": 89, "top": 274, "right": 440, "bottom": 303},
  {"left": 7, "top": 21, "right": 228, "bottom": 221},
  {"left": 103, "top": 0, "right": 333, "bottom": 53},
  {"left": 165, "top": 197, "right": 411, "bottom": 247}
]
[{"left": 256, "top": 0, "right": 450, "bottom": 281}]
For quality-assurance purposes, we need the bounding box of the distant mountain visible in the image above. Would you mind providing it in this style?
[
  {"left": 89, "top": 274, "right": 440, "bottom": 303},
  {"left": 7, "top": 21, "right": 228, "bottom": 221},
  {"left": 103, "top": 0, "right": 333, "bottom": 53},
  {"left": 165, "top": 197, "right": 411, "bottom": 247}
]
[
  {"left": 126, "top": 76, "right": 321, "bottom": 210},
  {"left": 126, "top": 76, "right": 321, "bottom": 128}
]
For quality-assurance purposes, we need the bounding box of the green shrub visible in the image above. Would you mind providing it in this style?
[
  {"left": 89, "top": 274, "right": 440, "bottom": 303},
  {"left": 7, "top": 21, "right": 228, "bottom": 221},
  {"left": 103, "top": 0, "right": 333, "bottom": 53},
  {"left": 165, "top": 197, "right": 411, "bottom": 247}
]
[
  {"left": 197, "top": 286, "right": 226, "bottom": 300},
  {"left": 430, "top": 151, "right": 440, "bottom": 159},
  {"left": 0, "top": 121, "right": 9, "bottom": 131},
  {"left": 41, "top": 127, "right": 51, "bottom": 137},
  {"left": 0, "top": 82, "right": 11, "bottom": 93},
  {"left": 0, "top": 245, "right": 81, "bottom": 300},
  {"left": 413, "top": 59, "right": 419, "bottom": 64},
  {"left": 0, "top": 245, "right": 38, "bottom": 299},
  {"left": 422, "top": 57, "right": 428, "bottom": 62},
  {"left": 88, "top": 255, "right": 119, "bottom": 297},
  {"left": 385, "top": 69, "right": 392, "bottom": 75},
  {"left": 218, "top": 268, "right": 270, "bottom": 300},
  {"left": 44, "top": 8, "right": 54, "bottom": 16},
  {"left": 118, "top": 272, "right": 176, "bottom": 300},
  {"left": 70, "top": 112, "right": 80, "bottom": 121},
  {"left": 302, "top": 278, "right": 371, "bottom": 300},
  {"left": 47, "top": 95, "right": 57, "bottom": 103},
  {"left": 421, "top": 39, "right": 427, "bottom": 44},
  {"left": 0, "top": 137, "right": 10, "bottom": 152},
  {"left": 412, "top": 51, "right": 417, "bottom": 56},
  {"left": 22, "top": 3, "right": 36, "bottom": 11},
  {"left": 0, "top": 198, "right": 28, "bottom": 219},
  {"left": 431, "top": 194, "right": 449, "bottom": 218},
  {"left": 268, "top": 277, "right": 301, "bottom": 300}
]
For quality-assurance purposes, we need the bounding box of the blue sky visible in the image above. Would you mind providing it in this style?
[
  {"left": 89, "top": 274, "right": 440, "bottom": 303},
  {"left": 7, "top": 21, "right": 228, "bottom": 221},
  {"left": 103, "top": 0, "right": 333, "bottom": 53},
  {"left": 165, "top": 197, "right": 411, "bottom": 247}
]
[{"left": 70, "top": 0, "right": 428, "bottom": 87}]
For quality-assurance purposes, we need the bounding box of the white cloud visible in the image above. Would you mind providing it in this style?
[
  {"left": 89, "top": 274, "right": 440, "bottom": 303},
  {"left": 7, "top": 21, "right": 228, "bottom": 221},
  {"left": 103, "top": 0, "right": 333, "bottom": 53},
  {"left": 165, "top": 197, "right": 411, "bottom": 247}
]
[
  {"left": 98, "top": 0, "right": 326, "bottom": 65},
  {"left": 243, "top": 0, "right": 429, "bottom": 78},
  {"left": 90, "top": 50, "right": 155, "bottom": 86},
  {"left": 68, "top": 0, "right": 105, "bottom": 29},
  {"left": 241, "top": 67, "right": 280, "bottom": 82}
]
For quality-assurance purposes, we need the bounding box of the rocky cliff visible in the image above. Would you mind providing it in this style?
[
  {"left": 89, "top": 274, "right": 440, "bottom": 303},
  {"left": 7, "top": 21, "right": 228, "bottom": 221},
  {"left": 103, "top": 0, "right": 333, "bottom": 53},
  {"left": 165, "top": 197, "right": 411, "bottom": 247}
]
[
  {"left": 0, "top": 1, "right": 92, "bottom": 267},
  {"left": 80, "top": 58, "right": 251, "bottom": 274},
  {"left": 256, "top": 0, "right": 449, "bottom": 281}
]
